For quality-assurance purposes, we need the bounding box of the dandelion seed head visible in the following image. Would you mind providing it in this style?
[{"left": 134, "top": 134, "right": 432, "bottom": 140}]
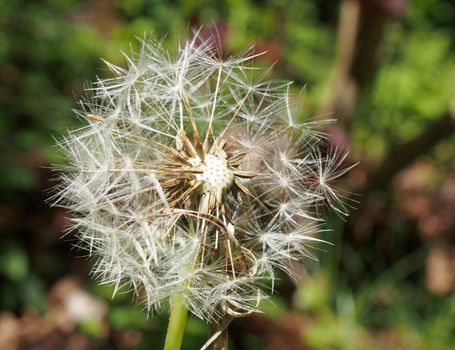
[
  {"left": 189, "top": 154, "right": 234, "bottom": 195},
  {"left": 52, "top": 31, "right": 355, "bottom": 321}
]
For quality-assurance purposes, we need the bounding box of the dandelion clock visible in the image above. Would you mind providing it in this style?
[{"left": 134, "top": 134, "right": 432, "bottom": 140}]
[{"left": 52, "top": 31, "right": 355, "bottom": 350}]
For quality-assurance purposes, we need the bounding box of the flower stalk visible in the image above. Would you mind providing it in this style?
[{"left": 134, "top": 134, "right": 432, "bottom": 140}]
[
  {"left": 164, "top": 293, "right": 189, "bottom": 350},
  {"left": 209, "top": 320, "right": 229, "bottom": 350}
]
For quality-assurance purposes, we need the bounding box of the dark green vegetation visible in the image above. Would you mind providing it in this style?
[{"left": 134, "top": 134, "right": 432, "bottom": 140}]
[{"left": 1, "top": 0, "right": 455, "bottom": 349}]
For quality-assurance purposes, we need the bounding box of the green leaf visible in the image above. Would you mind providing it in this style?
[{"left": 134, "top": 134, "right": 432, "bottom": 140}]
[
  {"left": 0, "top": 245, "right": 29, "bottom": 281},
  {"left": 19, "top": 275, "right": 48, "bottom": 313},
  {"left": 78, "top": 319, "right": 106, "bottom": 339},
  {"left": 109, "top": 305, "right": 148, "bottom": 330},
  {"left": 0, "top": 166, "right": 38, "bottom": 191}
]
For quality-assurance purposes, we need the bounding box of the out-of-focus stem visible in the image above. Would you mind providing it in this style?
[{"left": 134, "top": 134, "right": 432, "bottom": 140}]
[
  {"left": 164, "top": 293, "right": 188, "bottom": 350},
  {"left": 208, "top": 319, "right": 229, "bottom": 350}
]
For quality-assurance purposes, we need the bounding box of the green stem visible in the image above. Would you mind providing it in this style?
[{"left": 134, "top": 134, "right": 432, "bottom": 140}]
[{"left": 164, "top": 293, "right": 189, "bottom": 350}]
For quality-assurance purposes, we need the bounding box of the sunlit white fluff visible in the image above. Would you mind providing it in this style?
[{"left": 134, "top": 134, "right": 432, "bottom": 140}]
[{"left": 52, "top": 32, "right": 354, "bottom": 321}]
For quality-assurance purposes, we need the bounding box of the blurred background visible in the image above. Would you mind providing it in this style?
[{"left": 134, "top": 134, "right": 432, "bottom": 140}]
[{"left": 1, "top": 0, "right": 455, "bottom": 349}]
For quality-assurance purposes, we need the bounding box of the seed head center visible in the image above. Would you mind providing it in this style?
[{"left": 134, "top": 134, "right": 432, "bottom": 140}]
[{"left": 189, "top": 154, "right": 235, "bottom": 194}]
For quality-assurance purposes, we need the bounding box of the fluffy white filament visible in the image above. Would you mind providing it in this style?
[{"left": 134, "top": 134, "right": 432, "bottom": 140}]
[{"left": 52, "top": 33, "right": 354, "bottom": 321}]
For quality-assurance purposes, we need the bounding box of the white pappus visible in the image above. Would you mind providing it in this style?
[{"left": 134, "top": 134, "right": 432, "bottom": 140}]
[{"left": 51, "top": 32, "right": 355, "bottom": 322}]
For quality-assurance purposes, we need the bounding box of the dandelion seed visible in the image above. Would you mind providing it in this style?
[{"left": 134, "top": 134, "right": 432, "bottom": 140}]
[{"left": 51, "top": 31, "right": 355, "bottom": 348}]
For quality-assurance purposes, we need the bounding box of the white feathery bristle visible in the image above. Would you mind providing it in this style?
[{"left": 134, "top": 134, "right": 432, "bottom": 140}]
[{"left": 52, "top": 32, "right": 355, "bottom": 321}]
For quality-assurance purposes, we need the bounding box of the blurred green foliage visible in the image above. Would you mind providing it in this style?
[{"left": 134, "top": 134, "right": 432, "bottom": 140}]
[
  {"left": 355, "top": 27, "right": 455, "bottom": 160},
  {"left": 2, "top": 0, "right": 455, "bottom": 349}
]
